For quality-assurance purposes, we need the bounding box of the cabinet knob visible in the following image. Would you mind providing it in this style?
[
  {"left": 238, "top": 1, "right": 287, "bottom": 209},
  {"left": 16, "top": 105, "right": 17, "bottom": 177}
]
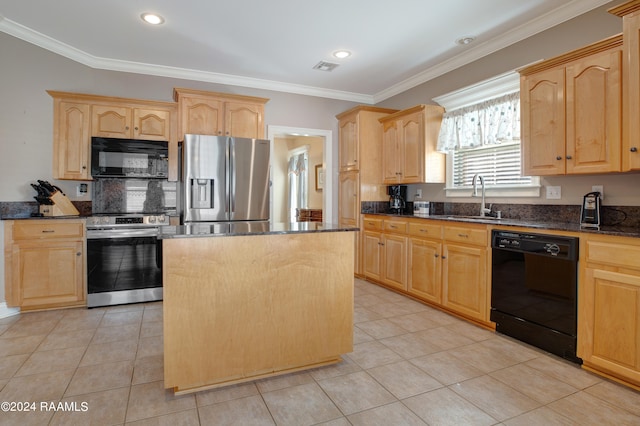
[
  {"left": 134, "top": 127, "right": 139, "bottom": 131},
  {"left": 441, "top": 255, "right": 447, "bottom": 259},
  {"left": 434, "top": 254, "right": 439, "bottom": 258},
  {"left": 42, "top": 230, "right": 55, "bottom": 233},
  {"left": 76, "top": 252, "right": 82, "bottom": 256},
  {"left": 566, "top": 155, "right": 573, "bottom": 160},
  {"left": 458, "top": 233, "right": 468, "bottom": 238},
  {"left": 82, "top": 165, "right": 87, "bottom": 170},
  {"left": 125, "top": 126, "right": 130, "bottom": 130},
  {"left": 631, "top": 147, "right": 638, "bottom": 153},
  {"left": 556, "top": 156, "right": 562, "bottom": 160}
]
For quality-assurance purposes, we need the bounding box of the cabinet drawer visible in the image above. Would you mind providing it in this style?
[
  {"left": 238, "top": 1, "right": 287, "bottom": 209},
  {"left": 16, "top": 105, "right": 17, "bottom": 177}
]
[
  {"left": 363, "top": 217, "right": 384, "bottom": 231},
  {"left": 384, "top": 219, "right": 408, "bottom": 234},
  {"left": 12, "top": 220, "right": 84, "bottom": 240},
  {"left": 408, "top": 221, "right": 442, "bottom": 239},
  {"left": 443, "top": 225, "right": 487, "bottom": 246},
  {"left": 585, "top": 239, "right": 640, "bottom": 270}
]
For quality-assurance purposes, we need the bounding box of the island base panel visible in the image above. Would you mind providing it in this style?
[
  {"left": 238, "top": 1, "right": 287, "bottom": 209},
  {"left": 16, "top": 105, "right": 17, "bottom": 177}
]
[{"left": 162, "top": 231, "right": 355, "bottom": 394}]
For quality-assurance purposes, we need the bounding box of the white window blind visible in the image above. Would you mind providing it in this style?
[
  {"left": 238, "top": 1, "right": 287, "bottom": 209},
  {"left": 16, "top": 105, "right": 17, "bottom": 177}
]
[
  {"left": 434, "top": 71, "right": 540, "bottom": 198},
  {"left": 452, "top": 142, "right": 532, "bottom": 187}
]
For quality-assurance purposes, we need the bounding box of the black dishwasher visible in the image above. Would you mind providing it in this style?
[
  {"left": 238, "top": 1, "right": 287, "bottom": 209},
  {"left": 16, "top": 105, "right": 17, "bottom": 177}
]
[{"left": 491, "top": 230, "right": 581, "bottom": 364}]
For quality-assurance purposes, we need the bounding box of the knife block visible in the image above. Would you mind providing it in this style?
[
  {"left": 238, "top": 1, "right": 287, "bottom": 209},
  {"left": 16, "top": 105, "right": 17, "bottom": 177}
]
[{"left": 40, "top": 191, "right": 79, "bottom": 216}]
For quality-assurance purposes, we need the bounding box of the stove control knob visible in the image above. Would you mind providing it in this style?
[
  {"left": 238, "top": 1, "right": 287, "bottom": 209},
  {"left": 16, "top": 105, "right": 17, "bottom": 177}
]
[
  {"left": 157, "top": 215, "right": 166, "bottom": 224},
  {"left": 101, "top": 217, "right": 110, "bottom": 224},
  {"left": 149, "top": 216, "right": 156, "bottom": 223}
]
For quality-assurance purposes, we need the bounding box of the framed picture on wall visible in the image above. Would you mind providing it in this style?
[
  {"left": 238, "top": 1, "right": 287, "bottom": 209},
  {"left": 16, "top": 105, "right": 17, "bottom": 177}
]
[{"left": 315, "top": 164, "right": 324, "bottom": 191}]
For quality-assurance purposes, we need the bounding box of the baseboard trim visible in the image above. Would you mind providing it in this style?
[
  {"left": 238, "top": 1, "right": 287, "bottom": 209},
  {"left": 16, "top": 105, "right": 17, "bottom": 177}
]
[{"left": 0, "top": 302, "right": 20, "bottom": 319}]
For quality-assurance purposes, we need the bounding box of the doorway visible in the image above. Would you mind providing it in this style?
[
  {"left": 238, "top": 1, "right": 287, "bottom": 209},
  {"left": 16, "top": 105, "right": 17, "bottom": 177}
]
[{"left": 267, "top": 126, "right": 333, "bottom": 223}]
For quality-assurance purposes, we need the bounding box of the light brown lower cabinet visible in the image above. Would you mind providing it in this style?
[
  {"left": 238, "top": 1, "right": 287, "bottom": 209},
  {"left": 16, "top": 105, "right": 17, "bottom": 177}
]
[
  {"left": 579, "top": 233, "right": 640, "bottom": 389},
  {"left": 441, "top": 225, "right": 489, "bottom": 322},
  {"left": 4, "top": 219, "right": 86, "bottom": 311},
  {"left": 364, "top": 215, "right": 490, "bottom": 325},
  {"left": 407, "top": 223, "right": 442, "bottom": 305}
]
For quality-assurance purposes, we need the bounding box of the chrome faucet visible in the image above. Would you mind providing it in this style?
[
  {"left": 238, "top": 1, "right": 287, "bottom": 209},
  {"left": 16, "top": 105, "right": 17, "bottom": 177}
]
[{"left": 472, "top": 174, "right": 492, "bottom": 217}]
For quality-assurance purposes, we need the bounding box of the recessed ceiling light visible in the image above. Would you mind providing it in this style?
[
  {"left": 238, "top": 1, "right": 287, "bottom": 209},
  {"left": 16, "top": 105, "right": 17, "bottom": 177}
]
[
  {"left": 455, "top": 36, "right": 475, "bottom": 45},
  {"left": 141, "top": 13, "right": 164, "bottom": 25},
  {"left": 333, "top": 50, "right": 351, "bottom": 59}
]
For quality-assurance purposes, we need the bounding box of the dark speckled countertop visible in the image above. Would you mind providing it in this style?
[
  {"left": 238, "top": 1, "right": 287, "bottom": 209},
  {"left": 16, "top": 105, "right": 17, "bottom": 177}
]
[
  {"left": 158, "top": 222, "right": 358, "bottom": 239},
  {"left": 364, "top": 211, "right": 640, "bottom": 239}
]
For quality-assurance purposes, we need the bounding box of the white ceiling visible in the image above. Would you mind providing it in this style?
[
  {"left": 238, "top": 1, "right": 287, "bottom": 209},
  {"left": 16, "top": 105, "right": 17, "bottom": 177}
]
[{"left": 0, "top": 0, "right": 613, "bottom": 103}]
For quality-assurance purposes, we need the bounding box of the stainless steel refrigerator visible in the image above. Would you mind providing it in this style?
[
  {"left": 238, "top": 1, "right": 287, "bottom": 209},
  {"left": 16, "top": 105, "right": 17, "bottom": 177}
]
[{"left": 182, "top": 134, "right": 270, "bottom": 223}]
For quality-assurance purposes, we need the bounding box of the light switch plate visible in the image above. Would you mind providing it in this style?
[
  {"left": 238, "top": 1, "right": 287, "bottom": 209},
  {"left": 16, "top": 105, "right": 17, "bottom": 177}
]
[
  {"left": 546, "top": 186, "right": 561, "bottom": 199},
  {"left": 415, "top": 189, "right": 422, "bottom": 199}
]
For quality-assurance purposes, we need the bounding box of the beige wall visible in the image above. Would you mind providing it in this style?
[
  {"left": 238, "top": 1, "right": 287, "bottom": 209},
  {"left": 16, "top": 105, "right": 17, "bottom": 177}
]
[
  {"left": 0, "top": 0, "right": 632, "bottom": 306},
  {"left": 378, "top": 1, "right": 629, "bottom": 207}
]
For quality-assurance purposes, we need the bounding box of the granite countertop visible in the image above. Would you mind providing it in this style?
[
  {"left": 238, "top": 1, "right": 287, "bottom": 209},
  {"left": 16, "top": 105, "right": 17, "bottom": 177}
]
[
  {"left": 364, "top": 212, "right": 640, "bottom": 238},
  {"left": 158, "top": 222, "right": 359, "bottom": 239}
]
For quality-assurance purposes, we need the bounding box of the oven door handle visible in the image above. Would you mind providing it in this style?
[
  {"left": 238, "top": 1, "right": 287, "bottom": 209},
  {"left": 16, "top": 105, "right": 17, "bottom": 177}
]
[{"left": 87, "top": 229, "right": 159, "bottom": 239}]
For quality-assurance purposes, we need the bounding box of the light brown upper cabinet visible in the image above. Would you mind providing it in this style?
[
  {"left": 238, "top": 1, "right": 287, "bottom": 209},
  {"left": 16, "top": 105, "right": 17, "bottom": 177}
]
[
  {"left": 519, "top": 35, "right": 623, "bottom": 176},
  {"left": 91, "top": 105, "right": 173, "bottom": 141},
  {"left": 51, "top": 98, "right": 91, "bottom": 180},
  {"left": 335, "top": 106, "right": 398, "bottom": 277},
  {"left": 379, "top": 104, "right": 445, "bottom": 184},
  {"left": 173, "top": 88, "right": 269, "bottom": 139},
  {"left": 610, "top": 2, "right": 640, "bottom": 170},
  {"left": 48, "top": 91, "right": 179, "bottom": 181}
]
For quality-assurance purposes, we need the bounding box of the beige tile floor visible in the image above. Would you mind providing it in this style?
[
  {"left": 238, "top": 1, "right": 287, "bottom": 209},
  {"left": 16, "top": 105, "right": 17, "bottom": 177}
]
[{"left": 1, "top": 278, "right": 639, "bottom": 425}]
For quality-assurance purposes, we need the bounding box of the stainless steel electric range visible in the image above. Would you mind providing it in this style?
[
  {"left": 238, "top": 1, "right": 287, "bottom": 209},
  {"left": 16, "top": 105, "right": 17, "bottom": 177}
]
[{"left": 86, "top": 214, "right": 171, "bottom": 308}]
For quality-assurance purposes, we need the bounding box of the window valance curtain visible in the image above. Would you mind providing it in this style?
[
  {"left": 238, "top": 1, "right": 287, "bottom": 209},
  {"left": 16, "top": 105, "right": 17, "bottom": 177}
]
[{"left": 436, "top": 91, "right": 520, "bottom": 152}]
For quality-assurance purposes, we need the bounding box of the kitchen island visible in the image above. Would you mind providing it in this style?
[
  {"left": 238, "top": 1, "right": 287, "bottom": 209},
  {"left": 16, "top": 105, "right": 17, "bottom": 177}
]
[{"left": 158, "top": 222, "right": 357, "bottom": 395}]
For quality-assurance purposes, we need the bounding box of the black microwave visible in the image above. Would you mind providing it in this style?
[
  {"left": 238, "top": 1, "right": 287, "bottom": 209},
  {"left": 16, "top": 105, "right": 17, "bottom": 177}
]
[{"left": 91, "top": 137, "right": 169, "bottom": 178}]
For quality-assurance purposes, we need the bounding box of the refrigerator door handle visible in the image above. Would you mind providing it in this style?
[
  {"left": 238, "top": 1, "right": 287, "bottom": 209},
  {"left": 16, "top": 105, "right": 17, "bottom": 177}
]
[{"left": 229, "top": 138, "right": 235, "bottom": 216}]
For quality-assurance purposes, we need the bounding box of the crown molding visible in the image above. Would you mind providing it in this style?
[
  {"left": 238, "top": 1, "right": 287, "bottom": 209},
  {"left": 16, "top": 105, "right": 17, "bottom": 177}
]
[
  {"left": 1, "top": 0, "right": 612, "bottom": 104},
  {"left": 0, "top": 16, "right": 374, "bottom": 104},
  {"left": 372, "top": 0, "right": 613, "bottom": 103}
]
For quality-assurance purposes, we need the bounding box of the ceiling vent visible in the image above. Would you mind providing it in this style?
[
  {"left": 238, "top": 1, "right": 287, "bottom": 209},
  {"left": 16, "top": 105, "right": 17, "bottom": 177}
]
[{"left": 313, "top": 61, "right": 339, "bottom": 72}]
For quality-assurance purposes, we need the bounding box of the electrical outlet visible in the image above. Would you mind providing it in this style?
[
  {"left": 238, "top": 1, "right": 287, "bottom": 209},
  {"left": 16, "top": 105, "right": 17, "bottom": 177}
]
[
  {"left": 592, "top": 185, "right": 604, "bottom": 200},
  {"left": 546, "top": 185, "right": 561, "bottom": 200},
  {"left": 76, "top": 183, "right": 88, "bottom": 197},
  {"left": 415, "top": 189, "right": 422, "bottom": 199}
]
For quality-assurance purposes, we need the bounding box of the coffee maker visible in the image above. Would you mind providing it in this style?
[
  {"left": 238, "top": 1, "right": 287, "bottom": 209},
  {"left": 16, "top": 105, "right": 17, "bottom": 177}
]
[
  {"left": 388, "top": 185, "right": 407, "bottom": 213},
  {"left": 580, "top": 191, "right": 601, "bottom": 229}
]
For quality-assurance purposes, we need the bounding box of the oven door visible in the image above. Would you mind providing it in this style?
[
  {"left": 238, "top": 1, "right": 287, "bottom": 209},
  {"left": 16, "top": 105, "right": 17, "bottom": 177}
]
[{"left": 87, "top": 228, "right": 163, "bottom": 308}]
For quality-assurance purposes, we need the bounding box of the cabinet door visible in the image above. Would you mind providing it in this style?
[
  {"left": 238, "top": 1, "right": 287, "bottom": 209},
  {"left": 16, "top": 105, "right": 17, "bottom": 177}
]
[
  {"left": 382, "top": 234, "right": 407, "bottom": 291},
  {"left": 399, "top": 111, "right": 424, "bottom": 183},
  {"left": 133, "top": 108, "right": 172, "bottom": 141},
  {"left": 442, "top": 242, "right": 487, "bottom": 321},
  {"left": 363, "top": 231, "right": 383, "bottom": 282},
  {"left": 92, "top": 105, "right": 133, "bottom": 138},
  {"left": 566, "top": 48, "right": 622, "bottom": 174},
  {"left": 382, "top": 121, "right": 400, "bottom": 184},
  {"left": 623, "top": 11, "right": 640, "bottom": 170},
  {"left": 338, "top": 172, "right": 360, "bottom": 276},
  {"left": 408, "top": 237, "right": 441, "bottom": 304},
  {"left": 579, "top": 268, "right": 640, "bottom": 386},
  {"left": 54, "top": 101, "right": 91, "bottom": 180},
  {"left": 180, "top": 97, "right": 224, "bottom": 136},
  {"left": 224, "top": 102, "right": 264, "bottom": 139},
  {"left": 521, "top": 67, "right": 566, "bottom": 176},
  {"left": 11, "top": 240, "right": 84, "bottom": 309},
  {"left": 338, "top": 171, "right": 359, "bottom": 226},
  {"left": 338, "top": 113, "right": 359, "bottom": 171}
]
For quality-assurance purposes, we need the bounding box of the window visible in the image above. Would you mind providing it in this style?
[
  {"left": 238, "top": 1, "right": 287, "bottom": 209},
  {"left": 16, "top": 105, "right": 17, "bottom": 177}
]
[{"left": 434, "top": 72, "right": 540, "bottom": 198}]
